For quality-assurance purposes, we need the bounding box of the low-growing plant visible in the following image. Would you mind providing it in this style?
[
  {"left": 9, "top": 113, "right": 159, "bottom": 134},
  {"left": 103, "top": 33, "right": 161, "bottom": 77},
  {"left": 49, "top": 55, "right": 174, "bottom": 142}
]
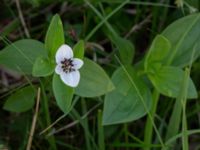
[{"left": 0, "top": 0, "right": 200, "bottom": 150}]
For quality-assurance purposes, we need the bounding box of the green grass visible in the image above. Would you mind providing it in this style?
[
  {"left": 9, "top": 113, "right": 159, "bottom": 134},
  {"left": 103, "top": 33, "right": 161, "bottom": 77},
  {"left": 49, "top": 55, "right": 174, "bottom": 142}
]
[{"left": 0, "top": 0, "right": 200, "bottom": 150}]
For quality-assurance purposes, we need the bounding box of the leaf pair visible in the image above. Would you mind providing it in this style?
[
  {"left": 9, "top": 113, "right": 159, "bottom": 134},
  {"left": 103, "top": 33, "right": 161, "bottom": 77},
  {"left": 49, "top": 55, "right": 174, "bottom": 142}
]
[
  {"left": 103, "top": 66, "right": 151, "bottom": 125},
  {"left": 102, "top": 28, "right": 146, "bottom": 125},
  {"left": 145, "top": 35, "right": 197, "bottom": 98},
  {"left": 1, "top": 14, "right": 114, "bottom": 113},
  {"left": 34, "top": 14, "right": 114, "bottom": 113},
  {"left": 103, "top": 13, "right": 200, "bottom": 125},
  {"left": 53, "top": 58, "right": 115, "bottom": 113},
  {"left": 32, "top": 14, "right": 64, "bottom": 77},
  {"left": 144, "top": 13, "right": 200, "bottom": 99}
]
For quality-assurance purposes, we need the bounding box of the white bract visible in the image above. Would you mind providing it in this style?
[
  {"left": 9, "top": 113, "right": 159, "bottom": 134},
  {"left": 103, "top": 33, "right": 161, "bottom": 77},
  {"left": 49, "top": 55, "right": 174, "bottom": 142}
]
[{"left": 55, "top": 44, "right": 83, "bottom": 87}]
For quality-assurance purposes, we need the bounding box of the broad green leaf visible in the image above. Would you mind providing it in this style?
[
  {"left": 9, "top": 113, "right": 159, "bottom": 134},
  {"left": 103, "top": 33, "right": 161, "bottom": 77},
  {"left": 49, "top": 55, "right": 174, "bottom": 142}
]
[
  {"left": 32, "top": 56, "right": 54, "bottom": 77},
  {"left": 3, "top": 86, "right": 36, "bottom": 112},
  {"left": 148, "top": 66, "right": 197, "bottom": 98},
  {"left": 73, "top": 40, "right": 84, "bottom": 59},
  {"left": 103, "top": 66, "right": 151, "bottom": 125},
  {"left": 145, "top": 35, "right": 171, "bottom": 71},
  {"left": 53, "top": 74, "right": 74, "bottom": 113},
  {"left": 75, "top": 58, "right": 114, "bottom": 97},
  {"left": 109, "top": 34, "right": 135, "bottom": 65},
  {"left": 162, "top": 13, "right": 200, "bottom": 67},
  {"left": 45, "top": 14, "right": 64, "bottom": 59},
  {"left": 0, "top": 39, "right": 46, "bottom": 74}
]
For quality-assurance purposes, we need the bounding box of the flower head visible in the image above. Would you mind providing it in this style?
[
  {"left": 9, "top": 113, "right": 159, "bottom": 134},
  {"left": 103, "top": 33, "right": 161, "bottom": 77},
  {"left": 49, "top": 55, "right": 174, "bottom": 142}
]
[{"left": 55, "top": 44, "right": 83, "bottom": 87}]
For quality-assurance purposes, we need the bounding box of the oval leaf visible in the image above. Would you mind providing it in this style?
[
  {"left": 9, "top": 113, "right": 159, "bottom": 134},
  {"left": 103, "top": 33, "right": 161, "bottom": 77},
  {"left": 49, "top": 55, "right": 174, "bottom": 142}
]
[
  {"left": 32, "top": 56, "right": 54, "bottom": 77},
  {"left": 108, "top": 34, "right": 135, "bottom": 65},
  {"left": 162, "top": 13, "right": 200, "bottom": 67},
  {"left": 148, "top": 66, "right": 197, "bottom": 98},
  {"left": 73, "top": 40, "right": 84, "bottom": 59},
  {"left": 45, "top": 14, "right": 65, "bottom": 59},
  {"left": 103, "top": 66, "right": 151, "bottom": 125},
  {"left": 0, "top": 39, "right": 46, "bottom": 74},
  {"left": 145, "top": 35, "right": 171, "bottom": 71},
  {"left": 3, "top": 86, "right": 36, "bottom": 112},
  {"left": 53, "top": 74, "right": 74, "bottom": 113},
  {"left": 75, "top": 58, "right": 114, "bottom": 97}
]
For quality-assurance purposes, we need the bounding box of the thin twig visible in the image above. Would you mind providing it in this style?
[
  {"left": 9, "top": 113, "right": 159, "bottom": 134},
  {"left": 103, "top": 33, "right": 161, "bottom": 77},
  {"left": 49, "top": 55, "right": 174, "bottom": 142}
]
[
  {"left": 26, "top": 88, "right": 41, "bottom": 150},
  {"left": 15, "top": 0, "right": 30, "bottom": 38},
  {"left": 39, "top": 96, "right": 80, "bottom": 135},
  {"left": 48, "top": 102, "right": 102, "bottom": 136},
  {"left": 39, "top": 114, "right": 67, "bottom": 135},
  {"left": 125, "top": 14, "right": 152, "bottom": 38}
]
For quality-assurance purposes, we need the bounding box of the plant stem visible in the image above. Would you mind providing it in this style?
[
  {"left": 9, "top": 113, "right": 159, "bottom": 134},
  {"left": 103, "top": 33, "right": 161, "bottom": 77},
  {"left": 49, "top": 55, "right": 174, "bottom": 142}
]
[
  {"left": 81, "top": 99, "right": 92, "bottom": 150},
  {"left": 124, "top": 123, "right": 129, "bottom": 150},
  {"left": 40, "top": 80, "right": 57, "bottom": 150},
  {"left": 181, "top": 68, "right": 190, "bottom": 150},
  {"left": 98, "top": 110, "right": 105, "bottom": 150},
  {"left": 144, "top": 89, "right": 160, "bottom": 150},
  {"left": 164, "top": 96, "right": 182, "bottom": 150}
]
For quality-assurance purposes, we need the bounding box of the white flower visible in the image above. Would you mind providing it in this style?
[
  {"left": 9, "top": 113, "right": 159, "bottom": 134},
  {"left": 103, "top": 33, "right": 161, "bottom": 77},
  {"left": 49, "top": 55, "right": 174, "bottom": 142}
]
[{"left": 55, "top": 44, "right": 83, "bottom": 87}]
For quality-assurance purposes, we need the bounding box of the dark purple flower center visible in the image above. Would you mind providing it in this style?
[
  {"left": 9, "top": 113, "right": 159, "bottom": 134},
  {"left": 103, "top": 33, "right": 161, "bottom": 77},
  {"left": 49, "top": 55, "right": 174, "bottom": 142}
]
[{"left": 61, "top": 58, "right": 75, "bottom": 73}]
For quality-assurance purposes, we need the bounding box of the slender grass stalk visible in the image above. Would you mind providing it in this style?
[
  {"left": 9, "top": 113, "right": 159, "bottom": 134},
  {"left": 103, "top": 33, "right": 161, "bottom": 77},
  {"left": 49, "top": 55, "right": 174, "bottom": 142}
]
[
  {"left": 177, "top": 68, "right": 189, "bottom": 150},
  {"left": 1, "top": 19, "right": 20, "bottom": 37},
  {"left": 84, "top": 0, "right": 122, "bottom": 39},
  {"left": 151, "top": 4, "right": 159, "bottom": 40},
  {"left": 164, "top": 96, "right": 182, "bottom": 149},
  {"left": 81, "top": 99, "right": 92, "bottom": 150},
  {"left": 124, "top": 123, "right": 129, "bottom": 150},
  {"left": 84, "top": 0, "right": 122, "bottom": 36},
  {"left": 98, "top": 110, "right": 105, "bottom": 150},
  {"left": 182, "top": 45, "right": 196, "bottom": 150},
  {"left": 144, "top": 89, "right": 160, "bottom": 150},
  {"left": 158, "top": 0, "right": 170, "bottom": 31},
  {"left": 164, "top": 72, "right": 189, "bottom": 150},
  {"left": 71, "top": 107, "right": 98, "bottom": 150},
  {"left": 110, "top": 143, "right": 162, "bottom": 149},
  {"left": 39, "top": 96, "right": 80, "bottom": 135},
  {"left": 127, "top": 132, "right": 144, "bottom": 144},
  {"left": 103, "top": 1, "right": 175, "bottom": 8},
  {"left": 182, "top": 95, "right": 189, "bottom": 150},
  {"left": 40, "top": 80, "right": 57, "bottom": 150},
  {"left": 166, "top": 129, "right": 200, "bottom": 146},
  {"left": 84, "top": 0, "right": 175, "bottom": 41},
  {"left": 181, "top": 46, "right": 196, "bottom": 150}
]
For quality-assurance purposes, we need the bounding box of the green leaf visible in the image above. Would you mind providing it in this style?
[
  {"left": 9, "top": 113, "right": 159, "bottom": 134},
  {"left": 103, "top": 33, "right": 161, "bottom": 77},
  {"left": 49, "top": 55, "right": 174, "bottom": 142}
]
[
  {"left": 103, "top": 66, "right": 151, "bottom": 125},
  {"left": 75, "top": 58, "right": 114, "bottom": 97},
  {"left": 162, "top": 13, "right": 200, "bottom": 67},
  {"left": 145, "top": 35, "right": 171, "bottom": 71},
  {"left": 53, "top": 74, "right": 74, "bottom": 113},
  {"left": 73, "top": 40, "right": 84, "bottom": 59},
  {"left": 148, "top": 66, "right": 197, "bottom": 98},
  {"left": 3, "top": 86, "right": 36, "bottom": 112},
  {"left": 32, "top": 56, "right": 54, "bottom": 77},
  {"left": 0, "top": 39, "right": 46, "bottom": 74},
  {"left": 109, "top": 34, "right": 135, "bottom": 65},
  {"left": 45, "top": 14, "right": 65, "bottom": 59}
]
